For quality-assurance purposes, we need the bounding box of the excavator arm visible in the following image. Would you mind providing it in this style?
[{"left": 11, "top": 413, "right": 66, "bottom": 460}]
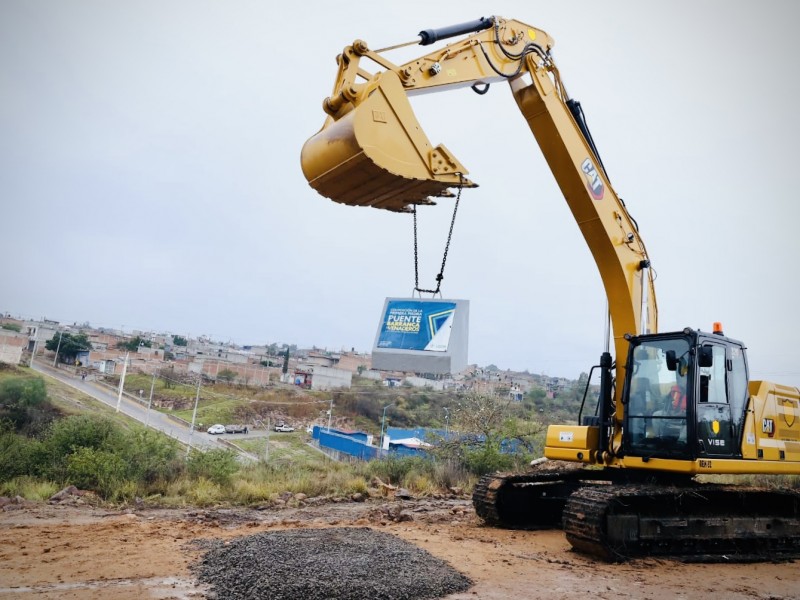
[{"left": 301, "top": 17, "right": 658, "bottom": 444}]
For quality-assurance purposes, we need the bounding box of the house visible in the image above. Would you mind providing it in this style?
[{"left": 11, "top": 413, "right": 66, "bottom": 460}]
[
  {"left": 193, "top": 360, "right": 274, "bottom": 386},
  {"left": 87, "top": 333, "right": 120, "bottom": 351},
  {"left": 294, "top": 365, "right": 352, "bottom": 390},
  {"left": 25, "top": 320, "right": 59, "bottom": 351},
  {"left": 0, "top": 331, "right": 27, "bottom": 365},
  {"left": 403, "top": 376, "right": 446, "bottom": 391},
  {"left": 304, "top": 351, "right": 335, "bottom": 368},
  {"left": 335, "top": 352, "right": 372, "bottom": 374}
]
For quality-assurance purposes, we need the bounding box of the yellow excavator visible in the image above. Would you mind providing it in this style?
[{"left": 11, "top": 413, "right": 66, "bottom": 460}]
[{"left": 300, "top": 16, "right": 800, "bottom": 561}]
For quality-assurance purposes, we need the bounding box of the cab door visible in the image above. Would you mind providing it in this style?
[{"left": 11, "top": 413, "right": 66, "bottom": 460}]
[{"left": 695, "top": 343, "right": 735, "bottom": 457}]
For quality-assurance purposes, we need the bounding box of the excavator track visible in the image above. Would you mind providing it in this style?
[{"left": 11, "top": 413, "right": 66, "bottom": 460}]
[
  {"left": 474, "top": 472, "right": 800, "bottom": 562},
  {"left": 563, "top": 484, "right": 800, "bottom": 562},
  {"left": 472, "top": 470, "right": 603, "bottom": 529}
]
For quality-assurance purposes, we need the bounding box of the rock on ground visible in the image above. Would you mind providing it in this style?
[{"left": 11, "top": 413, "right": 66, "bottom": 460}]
[{"left": 193, "top": 527, "right": 472, "bottom": 600}]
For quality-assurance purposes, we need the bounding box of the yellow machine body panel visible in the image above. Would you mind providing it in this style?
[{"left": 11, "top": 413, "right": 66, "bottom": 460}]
[
  {"left": 545, "top": 425, "right": 598, "bottom": 464},
  {"left": 744, "top": 380, "right": 800, "bottom": 462}
]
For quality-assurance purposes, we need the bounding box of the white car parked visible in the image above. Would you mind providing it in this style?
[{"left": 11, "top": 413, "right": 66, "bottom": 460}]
[
  {"left": 207, "top": 424, "right": 226, "bottom": 435},
  {"left": 274, "top": 424, "right": 295, "bottom": 432}
]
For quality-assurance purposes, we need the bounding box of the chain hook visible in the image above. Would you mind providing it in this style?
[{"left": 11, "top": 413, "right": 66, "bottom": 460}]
[{"left": 413, "top": 174, "right": 463, "bottom": 296}]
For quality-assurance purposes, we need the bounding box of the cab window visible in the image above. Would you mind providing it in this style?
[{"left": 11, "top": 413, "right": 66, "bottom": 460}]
[{"left": 700, "top": 345, "right": 728, "bottom": 404}]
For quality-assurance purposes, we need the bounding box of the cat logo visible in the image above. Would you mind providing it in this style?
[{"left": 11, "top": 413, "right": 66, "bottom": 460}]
[
  {"left": 763, "top": 418, "right": 775, "bottom": 436},
  {"left": 581, "top": 158, "right": 605, "bottom": 200},
  {"left": 711, "top": 420, "right": 720, "bottom": 435}
]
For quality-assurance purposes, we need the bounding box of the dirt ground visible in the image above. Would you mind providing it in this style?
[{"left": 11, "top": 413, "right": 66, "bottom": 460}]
[{"left": 0, "top": 496, "right": 798, "bottom": 600}]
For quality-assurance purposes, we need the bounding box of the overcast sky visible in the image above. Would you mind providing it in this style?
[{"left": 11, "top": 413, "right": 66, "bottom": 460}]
[{"left": 2, "top": 1, "right": 799, "bottom": 386}]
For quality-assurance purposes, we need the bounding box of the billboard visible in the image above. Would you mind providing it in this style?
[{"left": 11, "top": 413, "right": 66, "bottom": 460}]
[
  {"left": 372, "top": 298, "right": 469, "bottom": 375},
  {"left": 376, "top": 300, "right": 456, "bottom": 352}
]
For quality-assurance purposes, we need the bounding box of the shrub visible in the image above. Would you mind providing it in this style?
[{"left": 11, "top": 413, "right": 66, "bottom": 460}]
[
  {"left": 40, "top": 415, "right": 122, "bottom": 480},
  {"left": 0, "top": 376, "right": 56, "bottom": 435},
  {"left": 432, "top": 459, "right": 470, "bottom": 490},
  {"left": 462, "top": 444, "right": 515, "bottom": 475},
  {"left": 0, "top": 476, "right": 59, "bottom": 500},
  {"left": 186, "top": 477, "right": 224, "bottom": 506},
  {"left": 230, "top": 479, "right": 273, "bottom": 505},
  {"left": 0, "top": 432, "right": 43, "bottom": 481},
  {"left": 114, "top": 428, "right": 182, "bottom": 484},
  {"left": 66, "top": 447, "right": 128, "bottom": 498},
  {"left": 368, "top": 455, "right": 435, "bottom": 486},
  {"left": 186, "top": 449, "right": 239, "bottom": 485}
]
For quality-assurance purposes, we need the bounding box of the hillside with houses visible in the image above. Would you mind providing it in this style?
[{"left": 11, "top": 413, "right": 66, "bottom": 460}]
[{"left": 0, "top": 313, "right": 584, "bottom": 405}]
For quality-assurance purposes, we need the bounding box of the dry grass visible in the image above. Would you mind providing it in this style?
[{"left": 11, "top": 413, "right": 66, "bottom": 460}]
[{"left": 0, "top": 477, "right": 60, "bottom": 501}]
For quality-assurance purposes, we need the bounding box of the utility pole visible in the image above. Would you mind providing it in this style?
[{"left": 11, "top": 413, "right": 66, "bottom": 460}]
[
  {"left": 29, "top": 326, "right": 38, "bottom": 367},
  {"left": 187, "top": 375, "right": 201, "bottom": 457},
  {"left": 380, "top": 404, "right": 393, "bottom": 455},
  {"left": 115, "top": 352, "right": 129, "bottom": 412},
  {"left": 444, "top": 407, "right": 450, "bottom": 440},
  {"left": 265, "top": 417, "right": 270, "bottom": 461},
  {"left": 145, "top": 369, "right": 157, "bottom": 427},
  {"left": 52, "top": 330, "right": 64, "bottom": 367},
  {"left": 327, "top": 395, "right": 333, "bottom": 432}
]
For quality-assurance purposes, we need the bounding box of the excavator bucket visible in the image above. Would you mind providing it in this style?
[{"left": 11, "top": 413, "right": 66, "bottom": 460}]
[{"left": 301, "top": 70, "right": 476, "bottom": 212}]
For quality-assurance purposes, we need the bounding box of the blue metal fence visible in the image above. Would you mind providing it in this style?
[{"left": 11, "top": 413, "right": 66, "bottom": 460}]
[
  {"left": 311, "top": 425, "right": 521, "bottom": 462},
  {"left": 314, "top": 427, "right": 378, "bottom": 461}
]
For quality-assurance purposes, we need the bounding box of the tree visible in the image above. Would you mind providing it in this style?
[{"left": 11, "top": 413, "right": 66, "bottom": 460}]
[
  {"left": 117, "top": 335, "right": 151, "bottom": 351},
  {"left": 431, "top": 391, "right": 542, "bottom": 476},
  {"left": 217, "top": 368, "right": 237, "bottom": 383},
  {"left": 451, "top": 391, "right": 511, "bottom": 440},
  {"left": 172, "top": 335, "right": 188, "bottom": 347},
  {"left": 45, "top": 332, "right": 91, "bottom": 364},
  {"left": 159, "top": 365, "right": 176, "bottom": 388}
]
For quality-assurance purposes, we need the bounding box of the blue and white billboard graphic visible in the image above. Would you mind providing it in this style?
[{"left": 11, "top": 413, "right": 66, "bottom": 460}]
[{"left": 376, "top": 300, "right": 456, "bottom": 352}]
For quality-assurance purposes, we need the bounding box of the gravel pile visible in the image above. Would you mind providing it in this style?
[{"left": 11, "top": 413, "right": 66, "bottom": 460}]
[{"left": 193, "top": 527, "right": 472, "bottom": 599}]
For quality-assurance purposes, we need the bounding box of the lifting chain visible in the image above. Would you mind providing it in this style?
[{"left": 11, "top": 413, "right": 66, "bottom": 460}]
[{"left": 413, "top": 174, "right": 463, "bottom": 296}]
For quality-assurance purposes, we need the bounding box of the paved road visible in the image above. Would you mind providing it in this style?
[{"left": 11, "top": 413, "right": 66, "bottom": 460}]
[{"left": 31, "top": 360, "right": 229, "bottom": 453}]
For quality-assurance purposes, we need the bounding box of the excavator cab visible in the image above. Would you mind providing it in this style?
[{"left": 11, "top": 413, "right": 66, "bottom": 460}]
[{"left": 622, "top": 328, "right": 747, "bottom": 461}]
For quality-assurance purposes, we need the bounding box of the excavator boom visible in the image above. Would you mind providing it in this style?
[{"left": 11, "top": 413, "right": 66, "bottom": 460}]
[{"left": 301, "top": 16, "right": 657, "bottom": 413}]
